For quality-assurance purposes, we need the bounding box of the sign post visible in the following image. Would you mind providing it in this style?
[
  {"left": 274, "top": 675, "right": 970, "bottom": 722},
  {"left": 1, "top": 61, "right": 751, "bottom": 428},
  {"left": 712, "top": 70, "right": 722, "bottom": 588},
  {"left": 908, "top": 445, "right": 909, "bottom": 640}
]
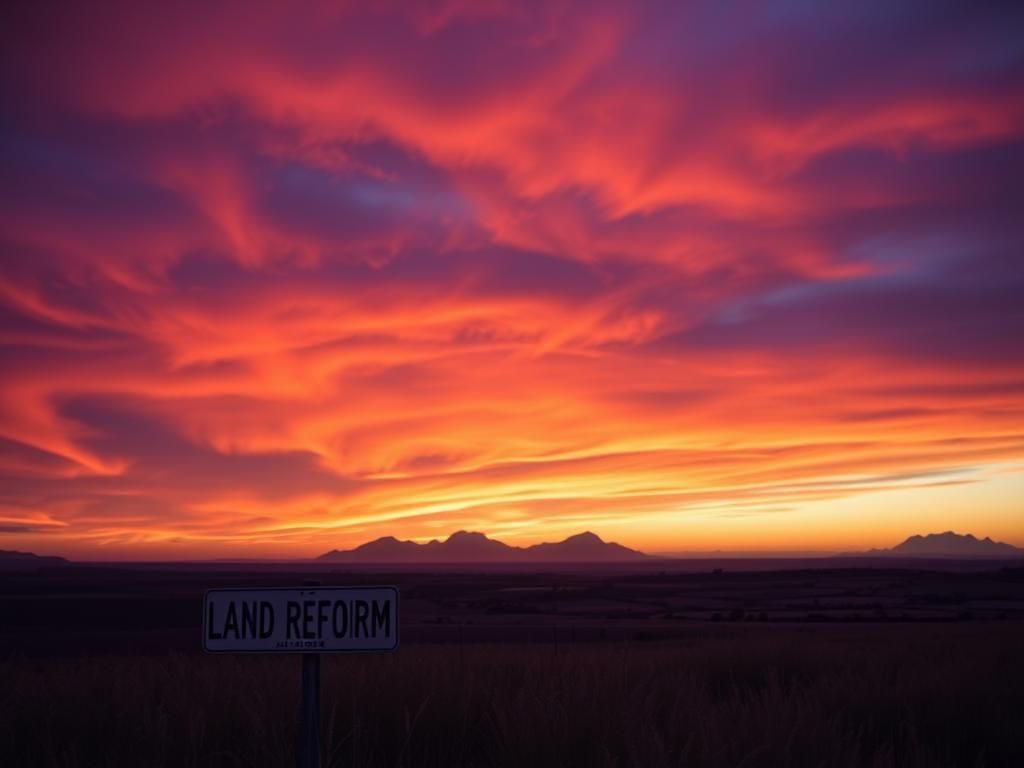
[
  {"left": 203, "top": 584, "right": 399, "bottom": 767},
  {"left": 300, "top": 631, "right": 321, "bottom": 768},
  {"left": 300, "top": 580, "right": 322, "bottom": 768}
]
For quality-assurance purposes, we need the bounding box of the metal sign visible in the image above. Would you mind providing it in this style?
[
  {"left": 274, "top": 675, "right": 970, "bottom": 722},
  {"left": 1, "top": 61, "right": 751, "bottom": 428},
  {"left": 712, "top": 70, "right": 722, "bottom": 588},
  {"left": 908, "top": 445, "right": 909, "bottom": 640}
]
[{"left": 203, "top": 585, "right": 399, "bottom": 653}]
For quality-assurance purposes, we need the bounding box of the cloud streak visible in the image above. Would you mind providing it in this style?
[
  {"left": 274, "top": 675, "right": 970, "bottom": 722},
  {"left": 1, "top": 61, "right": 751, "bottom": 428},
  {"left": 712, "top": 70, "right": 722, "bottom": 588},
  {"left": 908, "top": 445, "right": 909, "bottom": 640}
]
[{"left": 1, "top": 1, "right": 1023, "bottom": 557}]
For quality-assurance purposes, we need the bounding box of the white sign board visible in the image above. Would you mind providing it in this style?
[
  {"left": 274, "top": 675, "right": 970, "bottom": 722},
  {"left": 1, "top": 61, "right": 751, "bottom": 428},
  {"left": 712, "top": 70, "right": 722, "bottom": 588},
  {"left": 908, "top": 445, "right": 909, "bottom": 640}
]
[{"left": 203, "top": 585, "right": 399, "bottom": 653}]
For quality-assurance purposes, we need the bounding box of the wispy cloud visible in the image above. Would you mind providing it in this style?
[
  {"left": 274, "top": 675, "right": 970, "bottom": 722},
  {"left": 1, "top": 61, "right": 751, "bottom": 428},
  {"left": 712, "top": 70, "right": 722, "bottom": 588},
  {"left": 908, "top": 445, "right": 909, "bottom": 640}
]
[{"left": 1, "top": 1, "right": 1023, "bottom": 557}]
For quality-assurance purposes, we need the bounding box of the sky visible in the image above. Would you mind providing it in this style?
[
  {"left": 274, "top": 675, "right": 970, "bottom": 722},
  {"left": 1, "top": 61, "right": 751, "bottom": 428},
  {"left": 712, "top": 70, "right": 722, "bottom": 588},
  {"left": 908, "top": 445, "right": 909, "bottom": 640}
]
[{"left": 1, "top": 1, "right": 1023, "bottom": 560}]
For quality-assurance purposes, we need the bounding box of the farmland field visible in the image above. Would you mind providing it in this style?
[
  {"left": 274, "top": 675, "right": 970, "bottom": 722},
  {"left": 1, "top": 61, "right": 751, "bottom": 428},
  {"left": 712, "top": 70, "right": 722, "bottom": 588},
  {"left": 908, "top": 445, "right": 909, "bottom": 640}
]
[{"left": 2, "top": 563, "right": 1023, "bottom": 767}]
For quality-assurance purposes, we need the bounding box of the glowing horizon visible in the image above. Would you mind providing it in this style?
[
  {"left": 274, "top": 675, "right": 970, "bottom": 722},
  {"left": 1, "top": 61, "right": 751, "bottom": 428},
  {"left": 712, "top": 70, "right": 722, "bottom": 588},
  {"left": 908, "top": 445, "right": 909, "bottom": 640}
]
[{"left": 2, "top": 2, "right": 1023, "bottom": 560}]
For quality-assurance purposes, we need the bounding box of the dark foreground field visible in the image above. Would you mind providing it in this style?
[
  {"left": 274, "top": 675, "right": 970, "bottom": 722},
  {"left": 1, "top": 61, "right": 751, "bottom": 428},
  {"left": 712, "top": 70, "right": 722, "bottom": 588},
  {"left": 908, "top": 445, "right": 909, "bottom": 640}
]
[
  {"left": 4, "top": 560, "right": 1024, "bottom": 654},
  {"left": 3, "top": 624, "right": 1024, "bottom": 767},
  {"left": 2, "top": 563, "right": 1023, "bottom": 766}
]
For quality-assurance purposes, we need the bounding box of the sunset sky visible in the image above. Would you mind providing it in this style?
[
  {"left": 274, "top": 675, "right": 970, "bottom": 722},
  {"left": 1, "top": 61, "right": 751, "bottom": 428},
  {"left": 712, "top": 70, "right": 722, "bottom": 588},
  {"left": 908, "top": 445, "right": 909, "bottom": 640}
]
[{"left": 1, "top": 1, "right": 1023, "bottom": 560}]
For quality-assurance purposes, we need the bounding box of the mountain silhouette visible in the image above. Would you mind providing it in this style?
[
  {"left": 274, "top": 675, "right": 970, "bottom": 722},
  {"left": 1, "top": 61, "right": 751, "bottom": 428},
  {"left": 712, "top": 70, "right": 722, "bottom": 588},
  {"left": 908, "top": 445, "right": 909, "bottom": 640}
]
[
  {"left": 522, "top": 531, "right": 646, "bottom": 561},
  {"left": 317, "top": 530, "right": 649, "bottom": 563},
  {"left": 0, "top": 549, "right": 68, "bottom": 570},
  {"left": 852, "top": 531, "right": 1021, "bottom": 558}
]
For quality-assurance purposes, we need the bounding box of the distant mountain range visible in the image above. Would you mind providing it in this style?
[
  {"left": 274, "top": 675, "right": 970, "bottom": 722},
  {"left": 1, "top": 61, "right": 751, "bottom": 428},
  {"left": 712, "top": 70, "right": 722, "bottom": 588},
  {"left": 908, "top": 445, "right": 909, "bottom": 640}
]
[
  {"left": 0, "top": 549, "right": 68, "bottom": 570},
  {"left": 317, "top": 530, "right": 650, "bottom": 563},
  {"left": 849, "top": 532, "right": 1022, "bottom": 558},
  {"left": 8, "top": 531, "right": 1017, "bottom": 566}
]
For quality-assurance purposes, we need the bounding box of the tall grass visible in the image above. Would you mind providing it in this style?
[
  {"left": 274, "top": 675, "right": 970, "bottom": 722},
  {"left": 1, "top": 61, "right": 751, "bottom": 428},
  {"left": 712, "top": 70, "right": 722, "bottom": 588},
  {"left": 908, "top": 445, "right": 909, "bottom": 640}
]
[{"left": 2, "top": 624, "right": 1022, "bottom": 767}]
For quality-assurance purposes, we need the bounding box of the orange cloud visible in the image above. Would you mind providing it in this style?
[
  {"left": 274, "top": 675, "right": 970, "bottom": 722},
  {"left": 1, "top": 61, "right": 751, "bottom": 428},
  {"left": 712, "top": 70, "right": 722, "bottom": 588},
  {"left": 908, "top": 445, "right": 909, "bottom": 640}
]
[{"left": 1, "top": 1, "right": 1023, "bottom": 558}]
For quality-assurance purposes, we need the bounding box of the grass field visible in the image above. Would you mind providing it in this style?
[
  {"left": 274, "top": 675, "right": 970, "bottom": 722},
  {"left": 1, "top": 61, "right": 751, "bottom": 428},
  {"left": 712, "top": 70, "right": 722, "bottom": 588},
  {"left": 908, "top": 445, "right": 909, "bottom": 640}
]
[{"left": 3, "top": 623, "right": 1022, "bottom": 767}]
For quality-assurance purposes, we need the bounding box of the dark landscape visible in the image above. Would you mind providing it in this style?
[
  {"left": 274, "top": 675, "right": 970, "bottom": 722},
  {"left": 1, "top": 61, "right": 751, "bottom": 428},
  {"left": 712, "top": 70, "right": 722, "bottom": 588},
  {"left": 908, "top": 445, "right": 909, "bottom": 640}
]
[{"left": 3, "top": 539, "right": 1024, "bottom": 766}]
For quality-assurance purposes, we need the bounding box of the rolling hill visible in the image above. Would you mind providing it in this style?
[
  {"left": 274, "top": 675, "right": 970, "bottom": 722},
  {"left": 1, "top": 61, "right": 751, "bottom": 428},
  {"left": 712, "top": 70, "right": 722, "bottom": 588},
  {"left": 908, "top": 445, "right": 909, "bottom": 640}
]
[{"left": 0, "top": 550, "right": 69, "bottom": 570}]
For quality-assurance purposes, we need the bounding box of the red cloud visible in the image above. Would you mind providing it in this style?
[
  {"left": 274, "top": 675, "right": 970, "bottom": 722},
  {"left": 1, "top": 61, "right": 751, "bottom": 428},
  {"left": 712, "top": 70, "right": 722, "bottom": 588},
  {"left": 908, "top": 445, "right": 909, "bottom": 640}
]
[{"left": 1, "top": 1, "right": 1023, "bottom": 558}]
